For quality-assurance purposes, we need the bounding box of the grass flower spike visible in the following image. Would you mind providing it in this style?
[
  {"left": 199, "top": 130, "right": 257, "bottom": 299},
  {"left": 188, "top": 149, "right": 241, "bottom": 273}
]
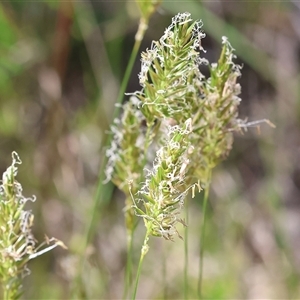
[
  {"left": 107, "top": 12, "right": 248, "bottom": 242},
  {"left": 105, "top": 98, "right": 147, "bottom": 233},
  {"left": 105, "top": 99, "right": 146, "bottom": 193},
  {"left": 133, "top": 118, "right": 199, "bottom": 241},
  {"left": 0, "top": 152, "right": 66, "bottom": 300},
  {"left": 137, "top": 12, "right": 207, "bottom": 124}
]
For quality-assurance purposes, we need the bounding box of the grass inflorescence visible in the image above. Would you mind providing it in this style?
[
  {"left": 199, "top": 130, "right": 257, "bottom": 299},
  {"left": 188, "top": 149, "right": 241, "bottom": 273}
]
[
  {"left": 0, "top": 152, "right": 66, "bottom": 300},
  {"left": 104, "top": 12, "right": 271, "bottom": 299}
]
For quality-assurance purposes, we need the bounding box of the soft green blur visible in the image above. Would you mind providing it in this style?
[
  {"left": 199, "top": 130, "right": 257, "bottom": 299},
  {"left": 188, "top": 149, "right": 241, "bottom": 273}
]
[{"left": 0, "top": 1, "right": 299, "bottom": 299}]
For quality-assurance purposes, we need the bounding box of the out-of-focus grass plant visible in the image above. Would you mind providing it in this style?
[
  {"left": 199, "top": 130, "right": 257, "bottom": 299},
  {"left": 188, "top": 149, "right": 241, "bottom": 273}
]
[
  {"left": 0, "top": 152, "right": 66, "bottom": 300},
  {"left": 106, "top": 12, "right": 274, "bottom": 299}
]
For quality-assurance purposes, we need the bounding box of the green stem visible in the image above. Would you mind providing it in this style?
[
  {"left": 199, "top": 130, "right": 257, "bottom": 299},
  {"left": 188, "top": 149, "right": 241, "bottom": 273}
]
[
  {"left": 3, "top": 287, "right": 10, "bottom": 300},
  {"left": 132, "top": 233, "right": 149, "bottom": 300},
  {"left": 123, "top": 228, "right": 134, "bottom": 299},
  {"left": 2, "top": 278, "right": 21, "bottom": 300},
  {"left": 197, "top": 170, "right": 212, "bottom": 299},
  {"left": 162, "top": 241, "right": 167, "bottom": 299},
  {"left": 125, "top": 96, "right": 155, "bottom": 299},
  {"left": 72, "top": 17, "right": 150, "bottom": 299},
  {"left": 184, "top": 200, "right": 189, "bottom": 300}
]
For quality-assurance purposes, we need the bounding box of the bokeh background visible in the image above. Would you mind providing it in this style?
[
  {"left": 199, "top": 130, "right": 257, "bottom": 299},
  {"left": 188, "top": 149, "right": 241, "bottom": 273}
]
[{"left": 1, "top": 0, "right": 300, "bottom": 298}]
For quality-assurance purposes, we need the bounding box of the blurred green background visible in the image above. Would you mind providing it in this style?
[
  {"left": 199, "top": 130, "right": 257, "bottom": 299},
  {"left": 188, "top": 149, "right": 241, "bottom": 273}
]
[{"left": 0, "top": 0, "right": 300, "bottom": 299}]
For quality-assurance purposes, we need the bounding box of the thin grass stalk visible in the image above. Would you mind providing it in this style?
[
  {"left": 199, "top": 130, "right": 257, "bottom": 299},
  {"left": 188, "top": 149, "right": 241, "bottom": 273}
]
[
  {"left": 123, "top": 115, "right": 155, "bottom": 299},
  {"left": 73, "top": 17, "right": 150, "bottom": 299},
  {"left": 123, "top": 230, "right": 134, "bottom": 299},
  {"left": 88, "top": 17, "right": 149, "bottom": 248},
  {"left": 197, "top": 170, "right": 212, "bottom": 299},
  {"left": 162, "top": 242, "right": 167, "bottom": 299},
  {"left": 132, "top": 234, "right": 149, "bottom": 300},
  {"left": 124, "top": 118, "right": 158, "bottom": 298},
  {"left": 184, "top": 200, "right": 189, "bottom": 299},
  {"left": 2, "top": 279, "right": 21, "bottom": 300}
]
